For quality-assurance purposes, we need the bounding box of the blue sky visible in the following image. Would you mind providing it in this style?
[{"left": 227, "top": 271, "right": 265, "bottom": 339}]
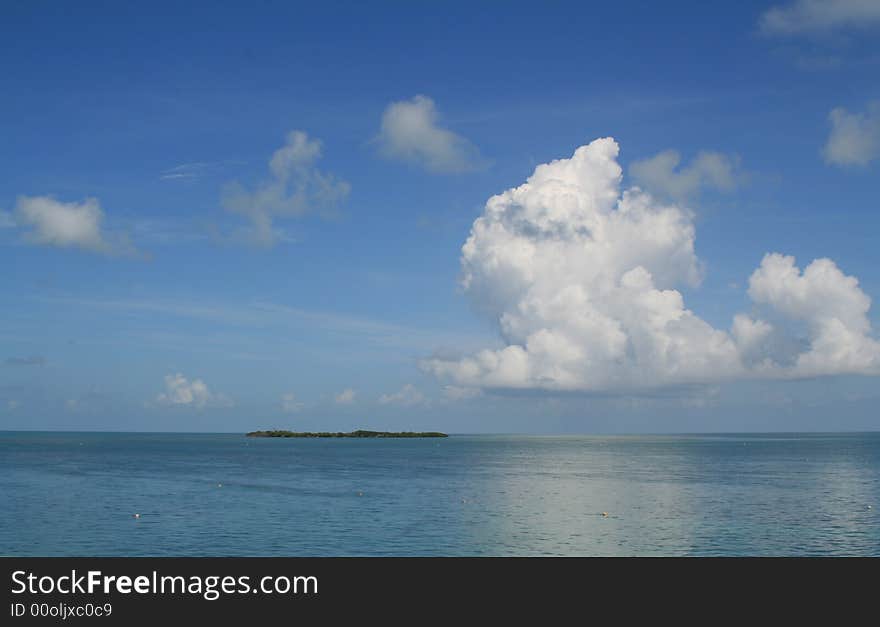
[{"left": 2, "top": 0, "right": 879, "bottom": 432}]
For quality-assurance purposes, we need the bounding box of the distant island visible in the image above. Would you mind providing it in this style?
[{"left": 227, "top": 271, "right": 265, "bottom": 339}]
[{"left": 246, "top": 429, "right": 448, "bottom": 438}]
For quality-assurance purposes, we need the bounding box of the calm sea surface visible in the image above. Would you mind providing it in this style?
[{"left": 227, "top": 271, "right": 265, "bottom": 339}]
[{"left": 1, "top": 432, "right": 878, "bottom": 556}]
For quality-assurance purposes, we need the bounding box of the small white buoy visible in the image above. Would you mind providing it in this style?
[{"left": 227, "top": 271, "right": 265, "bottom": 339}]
[
  {"left": 869, "top": 505, "right": 873, "bottom": 509},
  {"left": 133, "top": 513, "right": 140, "bottom": 519},
  {"left": 217, "top": 483, "right": 223, "bottom": 488}
]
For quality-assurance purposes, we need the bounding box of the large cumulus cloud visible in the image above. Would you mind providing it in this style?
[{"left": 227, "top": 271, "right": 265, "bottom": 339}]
[{"left": 423, "top": 138, "right": 880, "bottom": 392}]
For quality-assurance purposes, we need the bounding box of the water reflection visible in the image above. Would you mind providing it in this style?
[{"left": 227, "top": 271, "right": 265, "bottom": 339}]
[{"left": 0, "top": 432, "right": 877, "bottom": 556}]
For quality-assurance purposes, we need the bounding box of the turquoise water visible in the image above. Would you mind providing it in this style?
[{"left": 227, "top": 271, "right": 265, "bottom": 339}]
[{"left": 1, "top": 432, "right": 878, "bottom": 556}]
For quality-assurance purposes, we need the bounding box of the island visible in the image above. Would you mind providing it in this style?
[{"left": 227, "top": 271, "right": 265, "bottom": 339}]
[{"left": 246, "top": 429, "right": 448, "bottom": 438}]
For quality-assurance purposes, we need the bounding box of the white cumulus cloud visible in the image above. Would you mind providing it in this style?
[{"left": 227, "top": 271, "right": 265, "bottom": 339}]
[
  {"left": 629, "top": 149, "right": 739, "bottom": 200},
  {"left": 823, "top": 101, "right": 880, "bottom": 166},
  {"left": 12, "top": 195, "right": 134, "bottom": 255},
  {"left": 746, "top": 253, "right": 880, "bottom": 376},
  {"left": 760, "top": 0, "right": 880, "bottom": 35},
  {"left": 423, "top": 138, "right": 880, "bottom": 393},
  {"left": 334, "top": 388, "right": 356, "bottom": 404},
  {"left": 222, "top": 130, "right": 350, "bottom": 246},
  {"left": 377, "top": 95, "right": 487, "bottom": 173},
  {"left": 155, "top": 373, "right": 232, "bottom": 409},
  {"left": 379, "top": 384, "right": 427, "bottom": 406}
]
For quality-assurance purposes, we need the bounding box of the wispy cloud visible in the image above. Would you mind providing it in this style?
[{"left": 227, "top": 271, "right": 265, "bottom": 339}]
[
  {"left": 334, "top": 388, "right": 356, "bottom": 405},
  {"left": 443, "top": 385, "right": 482, "bottom": 402},
  {"left": 281, "top": 392, "right": 305, "bottom": 413},
  {"left": 760, "top": 0, "right": 880, "bottom": 36},
  {"left": 159, "top": 160, "right": 244, "bottom": 182},
  {"left": 379, "top": 383, "right": 427, "bottom": 407},
  {"left": 33, "top": 296, "right": 498, "bottom": 357},
  {"left": 5, "top": 356, "right": 45, "bottom": 367},
  {"left": 221, "top": 131, "right": 350, "bottom": 246}
]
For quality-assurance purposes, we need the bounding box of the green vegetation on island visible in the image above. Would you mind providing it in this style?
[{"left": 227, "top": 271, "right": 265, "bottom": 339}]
[{"left": 246, "top": 429, "right": 448, "bottom": 438}]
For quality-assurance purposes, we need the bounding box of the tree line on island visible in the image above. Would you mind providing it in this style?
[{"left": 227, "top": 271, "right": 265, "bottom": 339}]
[{"left": 246, "top": 429, "right": 448, "bottom": 438}]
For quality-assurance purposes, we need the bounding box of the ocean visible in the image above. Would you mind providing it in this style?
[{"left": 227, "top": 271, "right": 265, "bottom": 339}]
[{"left": 1, "top": 431, "right": 878, "bottom": 556}]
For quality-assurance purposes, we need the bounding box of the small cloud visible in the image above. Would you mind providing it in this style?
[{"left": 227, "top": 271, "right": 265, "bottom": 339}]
[
  {"left": 5, "top": 356, "right": 45, "bottom": 367},
  {"left": 155, "top": 373, "right": 232, "bottom": 409},
  {"left": 379, "top": 383, "right": 427, "bottom": 407},
  {"left": 760, "top": 0, "right": 880, "bottom": 36},
  {"left": 334, "top": 388, "right": 356, "bottom": 405},
  {"left": 281, "top": 392, "right": 304, "bottom": 413},
  {"left": 160, "top": 161, "right": 243, "bottom": 182},
  {"left": 221, "top": 131, "right": 350, "bottom": 247},
  {"left": 6, "top": 400, "right": 21, "bottom": 411},
  {"left": 823, "top": 101, "right": 880, "bottom": 166},
  {"left": 377, "top": 95, "right": 488, "bottom": 174},
  {"left": 65, "top": 389, "right": 111, "bottom": 412},
  {"left": 11, "top": 195, "right": 138, "bottom": 256},
  {"left": 629, "top": 149, "right": 740, "bottom": 200},
  {"left": 160, "top": 162, "right": 212, "bottom": 181}
]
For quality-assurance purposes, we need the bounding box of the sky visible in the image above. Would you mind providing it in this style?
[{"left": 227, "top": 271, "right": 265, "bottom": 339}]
[{"left": 1, "top": 0, "right": 879, "bottom": 433}]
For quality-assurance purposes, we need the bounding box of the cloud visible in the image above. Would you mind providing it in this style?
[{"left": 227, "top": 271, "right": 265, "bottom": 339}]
[
  {"left": 760, "top": 0, "right": 880, "bottom": 35},
  {"left": 155, "top": 373, "right": 232, "bottom": 409},
  {"left": 746, "top": 253, "right": 880, "bottom": 375},
  {"left": 334, "top": 388, "right": 356, "bottom": 405},
  {"left": 377, "top": 95, "right": 487, "bottom": 173},
  {"left": 5, "top": 400, "right": 21, "bottom": 411},
  {"left": 823, "top": 101, "right": 880, "bottom": 166},
  {"left": 443, "top": 385, "right": 482, "bottom": 401},
  {"left": 281, "top": 392, "right": 304, "bottom": 413},
  {"left": 11, "top": 195, "right": 136, "bottom": 255},
  {"left": 5, "top": 356, "right": 45, "bottom": 367},
  {"left": 65, "top": 390, "right": 111, "bottom": 412},
  {"left": 423, "top": 138, "right": 880, "bottom": 393},
  {"left": 160, "top": 162, "right": 212, "bottom": 181},
  {"left": 222, "top": 131, "right": 350, "bottom": 246},
  {"left": 629, "top": 150, "right": 739, "bottom": 200},
  {"left": 379, "top": 384, "right": 427, "bottom": 406}
]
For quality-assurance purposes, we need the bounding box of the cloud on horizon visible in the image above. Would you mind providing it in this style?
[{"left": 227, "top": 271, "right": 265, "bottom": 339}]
[
  {"left": 334, "top": 388, "right": 356, "bottom": 404},
  {"left": 423, "top": 138, "right": 880, "bottom": 394},
  {"left": 377, "top": 95, "right": 488, "bottom": 174},
  {"left": 155, "top": 373, "right": 233, "bottom": 409}
]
